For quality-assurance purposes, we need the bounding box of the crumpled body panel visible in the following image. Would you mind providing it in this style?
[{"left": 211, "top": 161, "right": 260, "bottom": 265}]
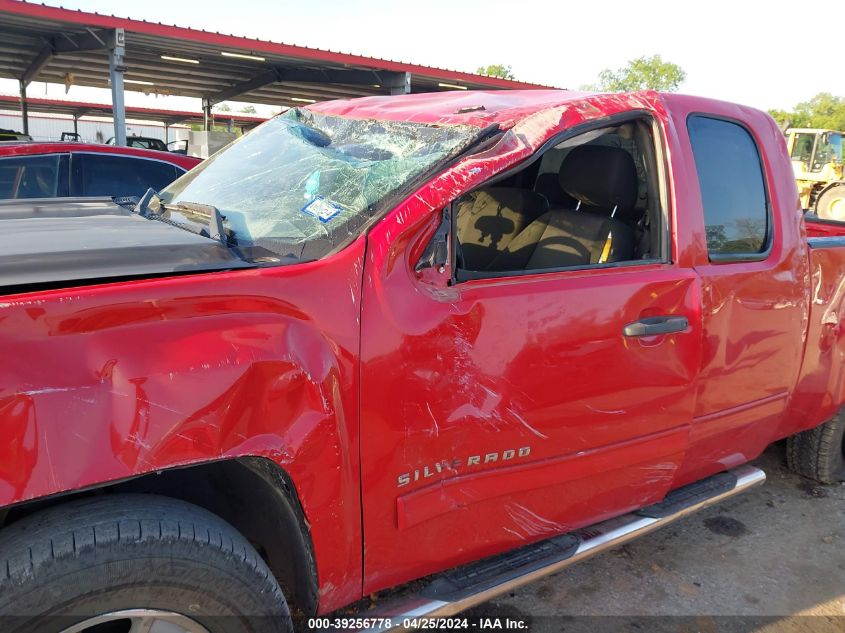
[
  {"left": 0, "top": 239, "right": 366, "bottom": 612},
  {"left": 786, "top": 243, "right": 845, "bottom": 434}
]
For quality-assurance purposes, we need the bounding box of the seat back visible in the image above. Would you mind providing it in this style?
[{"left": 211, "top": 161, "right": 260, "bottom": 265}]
[
  {"left": 486, "top": 145, "right": 640, "bottom": 272},
  {"left": 488, "top": 209, "right": 636, "bottom": 271},
  {"left": 558, "top": 144, "right": 639, "bottom": 219},
  {"left": 455, "top": 187, "right": 548, "bottom": 271},
  {"left": 533, "top": 172, "right": 575, "bottom": 207}
]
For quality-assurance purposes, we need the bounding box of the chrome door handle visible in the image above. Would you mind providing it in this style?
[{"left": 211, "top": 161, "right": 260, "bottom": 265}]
[{"left": 623, "top": 316, "right": 689, "bottom": 337}]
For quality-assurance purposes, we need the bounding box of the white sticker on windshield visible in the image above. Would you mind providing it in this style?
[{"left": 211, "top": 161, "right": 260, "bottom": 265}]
[{"left": 301, "top": 196, "right": 343, "bottom": 223}]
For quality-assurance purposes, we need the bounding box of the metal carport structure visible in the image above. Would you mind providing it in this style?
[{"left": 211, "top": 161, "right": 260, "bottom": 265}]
[
  {"left": 0, "top": 94, "right": 267, "bottom": 139},
  {"left": 0, "top": 0, "right": 551, "bottom": 145}
]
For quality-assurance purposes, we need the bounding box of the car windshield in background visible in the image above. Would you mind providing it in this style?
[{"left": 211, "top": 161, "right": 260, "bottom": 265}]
[{"left": 159, "top": 108, "right": 478, "bottom": 262}]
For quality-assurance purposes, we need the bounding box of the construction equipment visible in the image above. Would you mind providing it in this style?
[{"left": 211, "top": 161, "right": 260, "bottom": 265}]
[{"left": 786, "top": 128, "right": 845, "bottom": 218}]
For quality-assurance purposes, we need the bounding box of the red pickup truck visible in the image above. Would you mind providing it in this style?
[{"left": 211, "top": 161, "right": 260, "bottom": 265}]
[{"left": 1, "top": 90, "right": 843, "bottom": 633}]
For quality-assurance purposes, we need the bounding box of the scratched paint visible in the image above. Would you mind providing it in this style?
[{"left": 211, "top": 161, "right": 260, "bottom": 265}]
[{"left": 1, "top": 89, "right": 844, "bottom": 617}]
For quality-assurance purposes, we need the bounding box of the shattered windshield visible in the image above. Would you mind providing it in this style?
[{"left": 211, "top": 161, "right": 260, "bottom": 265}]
[{"left": 159, "top": 108, "right": 478, "bottom": 262}]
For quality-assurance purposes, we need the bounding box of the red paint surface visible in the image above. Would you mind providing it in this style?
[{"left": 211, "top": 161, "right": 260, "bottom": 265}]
[
  {"left": 0, "top": 141, "right": 201, "bottom": 171},
  {"left": 1, "top": 89, "right": 844, "bottom": 613},
  {"left": 805, "top": 217, "right": 845, "bottom": 238},
  {"left": 660, "top": 95, "right": 811, "bottom": 485}
]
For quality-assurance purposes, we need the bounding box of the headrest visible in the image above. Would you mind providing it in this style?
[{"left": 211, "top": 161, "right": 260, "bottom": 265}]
[
  {"left": 558, "top": 145, "right": 638, "bottom": 214},
  {"left": 534, "top": 173, "right": 576, "bottom": 207}
]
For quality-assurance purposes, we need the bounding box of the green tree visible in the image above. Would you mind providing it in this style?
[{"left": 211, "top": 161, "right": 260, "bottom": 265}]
[
  {"left": 476, "top": 64, "right": 515, "bottom": 80},
  {"left": 596, "top": 54, "right": 686, "bottom": 92},
  {"left": 216, "top": 103, "right": 231, "bottom": 112},
  {"left": 240, "top": 105, "right": 258, "bottom": 114},
  {"left": 768, "top": 93, "right": 845, "bottom": 130}
]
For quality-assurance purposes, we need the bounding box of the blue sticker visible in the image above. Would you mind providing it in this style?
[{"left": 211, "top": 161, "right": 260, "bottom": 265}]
[{"left": 301, "top": 196, "right": 343, "bottom": 223}]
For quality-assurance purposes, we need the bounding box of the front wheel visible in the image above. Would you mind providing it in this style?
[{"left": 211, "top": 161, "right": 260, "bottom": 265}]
[
  {"left": 0, "top": 494, "right": 292, "bottom": 633},
  {"left": 816, "top": 184, "right": 845, "bottom": 221},
  {"left": 786, "top": 412, "right": 845, "bottom": 483}
]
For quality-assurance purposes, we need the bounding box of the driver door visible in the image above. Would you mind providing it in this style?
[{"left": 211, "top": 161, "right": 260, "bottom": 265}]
[{"left": 358, "top": 180, "right": 702, "bottom": 593}]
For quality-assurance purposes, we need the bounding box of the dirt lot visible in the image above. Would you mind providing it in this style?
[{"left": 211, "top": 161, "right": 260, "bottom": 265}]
[{"left": 460, "top": 445, "right": 845, "bottom": 632}]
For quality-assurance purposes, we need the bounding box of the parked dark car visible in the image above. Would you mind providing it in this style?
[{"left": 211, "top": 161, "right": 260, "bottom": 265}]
[
  {"left": 106, "top": 135, "right": 169, "bottom": 152},
  {"left": 0, "top": 142, "right": 200, "bottom": 199}
]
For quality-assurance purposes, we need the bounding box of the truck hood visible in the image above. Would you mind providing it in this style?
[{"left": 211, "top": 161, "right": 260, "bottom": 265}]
[{"left": 0, "top": 197, "right": 252, "bottom": 293}]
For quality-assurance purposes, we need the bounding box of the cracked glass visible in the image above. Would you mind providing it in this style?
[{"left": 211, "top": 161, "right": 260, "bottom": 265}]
[{"left": 160, "top": 108, "right": 478, "bottom": 262}]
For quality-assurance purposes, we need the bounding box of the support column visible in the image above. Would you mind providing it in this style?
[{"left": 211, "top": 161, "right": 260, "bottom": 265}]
[
  {"left": 19, "top": 80, "right": 29, "bottom": 136},
  {"left": 164, "top": 123, "right": 169, "bottom": 143},
  {"left": 108, "top": 28, "right": 126, "bottom": 146},
  {"left": 202, "top": 98, "right": 212, "bottom": 132},
  {"left": 73, "top": 114, "right": 79, "bottom": 137},
  {"left": 388, "top": 72, "right": 412, "bottom": 95}
]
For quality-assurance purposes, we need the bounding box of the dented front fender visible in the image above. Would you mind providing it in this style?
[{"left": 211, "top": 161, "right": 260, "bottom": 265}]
[{"left": 0, "top": 238, "right": 365, "bottom": 611}]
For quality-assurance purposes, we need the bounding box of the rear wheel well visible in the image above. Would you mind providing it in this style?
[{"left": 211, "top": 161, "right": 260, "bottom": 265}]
[{"left": 0, "top": 457, "right": 319, "bottom": 616}]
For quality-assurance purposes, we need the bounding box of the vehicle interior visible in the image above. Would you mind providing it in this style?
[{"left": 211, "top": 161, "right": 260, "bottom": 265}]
[
  {"left": 0, "top": 155, "right": 63, "bottom": 199},
  {"left": 453, "top": 116, "right": 666, "bottom": 280},
  {"left": 107, "top": 136, "right": 169, "bottom": 152}
]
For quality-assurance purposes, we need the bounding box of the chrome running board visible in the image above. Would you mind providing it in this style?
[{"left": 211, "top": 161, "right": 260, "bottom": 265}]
[{"left": 358, "top": 464, "right": 765, "bottom": 630}]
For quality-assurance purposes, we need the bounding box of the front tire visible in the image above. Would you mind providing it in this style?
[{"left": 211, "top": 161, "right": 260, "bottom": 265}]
[
  {"left": 816, "top": 184, "right": 845, "bottom": 221},
  {"left": 786, "top": 412, "right": 845, "bottom": 483},
  {"left": 0, "top": 494, "right": 292, "bottom": 633}
]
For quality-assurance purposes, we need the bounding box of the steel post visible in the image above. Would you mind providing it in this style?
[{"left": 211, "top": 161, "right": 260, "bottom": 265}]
[
  {"left": 18, "top": 80, "right": 29, "bottom": 136},
  {"left": 108, "top": 28, "right": 126, "bottom": 146}
]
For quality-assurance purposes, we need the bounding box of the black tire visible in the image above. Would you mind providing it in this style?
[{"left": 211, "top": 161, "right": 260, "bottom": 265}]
[
  {"left": 0, "top": 494, "right": 292, "bottom": 633},
  {"left": 786, "top": 412, "right": 845, "bottom": 484},
  {"left": 816, "top": 184, "right": 845, "bottom": 221}
]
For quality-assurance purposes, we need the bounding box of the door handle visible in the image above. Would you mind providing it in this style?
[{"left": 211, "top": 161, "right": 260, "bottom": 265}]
[{"left": 623, "top": 315, "right": 689, "bottom": 337}]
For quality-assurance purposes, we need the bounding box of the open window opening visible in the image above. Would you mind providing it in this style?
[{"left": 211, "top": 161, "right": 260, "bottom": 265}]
[{"left": 452, "top": 115, "right": 667, "bottom": 281}]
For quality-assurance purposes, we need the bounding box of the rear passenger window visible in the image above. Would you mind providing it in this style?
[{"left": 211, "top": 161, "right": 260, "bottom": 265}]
[
  {"left": 76, "top": 154, "right": 181, "bottom": 197},
  {"left": 687, "top": 116, "right": 769, "bottom": 258},
  {"left": 0, "top": 154, "right": 65, "bottom": 199}
]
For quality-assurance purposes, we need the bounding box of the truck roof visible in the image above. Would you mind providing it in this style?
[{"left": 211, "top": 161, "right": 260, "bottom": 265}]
[
  {"left": 310, "top": 89, "right": 772, "bottom": 132},
  {"left": 310, "top": 89, "right": 604, "bottom": 129}
]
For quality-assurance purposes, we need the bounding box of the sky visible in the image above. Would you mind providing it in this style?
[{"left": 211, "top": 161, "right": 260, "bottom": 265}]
[{"left": 1, "top": 0, "right": 841, "bottom": 116}]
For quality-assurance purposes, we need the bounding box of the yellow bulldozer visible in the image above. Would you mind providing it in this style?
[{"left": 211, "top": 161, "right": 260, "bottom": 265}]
[{"left": 786, "top": 128, "right": 844, "bottom": 218}]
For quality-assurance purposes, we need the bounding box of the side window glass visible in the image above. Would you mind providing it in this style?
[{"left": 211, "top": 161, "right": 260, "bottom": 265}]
[
  {"left": 451, "top": 118, "right": 664, "bottom": 281},
  {"left": 687, "top": 116, "right": 769, "bottom": 257},
  {"left": 0, "top": 154, "right": 62, "bottom": 199},
  {"left": 79, "top": 154, "right": 180, "bottom": 197}
]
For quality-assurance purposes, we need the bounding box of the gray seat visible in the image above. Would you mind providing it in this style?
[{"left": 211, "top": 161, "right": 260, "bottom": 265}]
[
  {"left": 455, "top": 187, "right": 548, "bottom": 271},
  {"left": 487, "top": 145, "right": 639, "bottom": 271}
]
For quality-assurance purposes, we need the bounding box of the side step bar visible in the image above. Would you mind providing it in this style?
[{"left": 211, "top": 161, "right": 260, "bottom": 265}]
[{"left": 358, "top": 465, "right": 765, "bottom": 630}]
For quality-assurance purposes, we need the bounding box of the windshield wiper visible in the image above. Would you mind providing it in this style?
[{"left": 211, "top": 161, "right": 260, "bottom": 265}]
[
  {"left": 133, "top": 188, "right": 224, "bottom": 242},
  {"left": 132, "top": 188, "right": 238, "bottom": 254},
  {"left": 163, "top": 199, "right": 227, "bottom": 244},
  {"left": 135, "top": 187, "right": 159, "bottom": 217}
]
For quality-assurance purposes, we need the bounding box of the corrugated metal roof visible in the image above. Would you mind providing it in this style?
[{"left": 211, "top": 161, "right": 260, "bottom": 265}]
[{"left": 0, "top": 0, "right": 555, "bottom": 107}]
